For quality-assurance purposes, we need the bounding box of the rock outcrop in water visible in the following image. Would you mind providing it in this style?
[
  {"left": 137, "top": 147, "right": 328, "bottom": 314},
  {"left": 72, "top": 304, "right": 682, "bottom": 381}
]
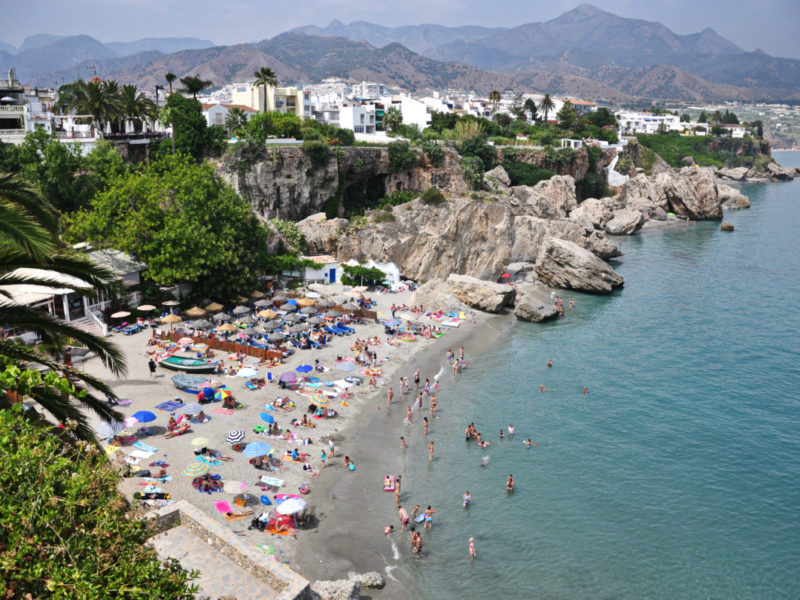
[
  {"left": 446, "top": 274, "right": 516, "bottom": 313},
  {"left": 535, "top": 237, "right": 624, "bottom": 293},
  {"left": 514, "top": 285, "right": 559, "bottom": 322}
]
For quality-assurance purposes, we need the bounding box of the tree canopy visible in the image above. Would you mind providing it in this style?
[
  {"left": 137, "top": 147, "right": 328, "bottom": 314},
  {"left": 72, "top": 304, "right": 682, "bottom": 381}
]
[
  {"left": 158, "top": 94, "right": 223, "bottom": 161},
  {"left": 64, "top": 154, "right": 271, "bottom": 299},
  {"left": 340, "top": 264, "right": 386, "bottom": 286}
]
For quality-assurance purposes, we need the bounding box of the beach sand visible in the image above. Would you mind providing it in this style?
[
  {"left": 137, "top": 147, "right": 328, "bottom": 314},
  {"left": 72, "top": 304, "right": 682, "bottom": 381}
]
[{"left": 79, "top": 284, "right": 484, "bottom": 579}]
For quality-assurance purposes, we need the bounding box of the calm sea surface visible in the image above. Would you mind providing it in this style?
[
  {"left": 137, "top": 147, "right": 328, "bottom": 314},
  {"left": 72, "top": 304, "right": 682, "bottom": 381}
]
[{"left": 393, "top": 152, "right": 800, "bottom": 599}]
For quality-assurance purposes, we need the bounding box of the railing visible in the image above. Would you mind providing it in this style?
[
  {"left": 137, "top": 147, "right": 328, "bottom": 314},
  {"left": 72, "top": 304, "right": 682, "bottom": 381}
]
[
  {"left": 0, "top": 105, "right": 24, "bottom": 113},
  {"left": 54, "top": 130, "right": 98, "bottom": 139},
  {"left": 87, "top": 309, "right": 108, "bottom": 337},
  {"left": 153, "top": 330, "right": 284, "bottom": 361},
  {"left": 102, "top": 131, "right": 169, "bottom": 140}
]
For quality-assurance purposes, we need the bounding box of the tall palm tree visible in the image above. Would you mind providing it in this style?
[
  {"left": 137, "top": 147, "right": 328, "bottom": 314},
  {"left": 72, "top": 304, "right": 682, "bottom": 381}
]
[
  {"left": 119, "top": 84, "right": 154, "bottom": 132},
  {"left": 488, "top": 90, "right": 501, "bottom": 113},
  {"left": 78, "top": 81, "right": 121, "bottom": 134},
  {"left": 540, "top": 93, "right": 555, "bottom": 124},
  {"left": 165, "top": 72, "right": 177, "bottom": 95},
  {"left": 179, "top": 75, "right": 212, "bottom": 100},
  {"left": 523, "top": 98, "right": 537, "bottom": 121},
  {"left": 0, "top": 173, "right": 127, "bottom": 442},
  {"left": 253, "top": 67, "right": 278, "bottom": 113},
  {"left": 225, "top": 107, "right": 247, "bottom": 136}
]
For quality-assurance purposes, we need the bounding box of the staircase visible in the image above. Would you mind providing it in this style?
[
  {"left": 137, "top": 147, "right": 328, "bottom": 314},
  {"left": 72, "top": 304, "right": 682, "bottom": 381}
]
[{"left": 69, "top": 316, "right": 107, "bottom": 337}]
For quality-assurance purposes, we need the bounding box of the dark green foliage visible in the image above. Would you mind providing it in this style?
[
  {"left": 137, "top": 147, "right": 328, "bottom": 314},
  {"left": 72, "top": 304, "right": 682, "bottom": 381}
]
[
  {"left": 458, "top": 136, "right": 496, "bottom": 170},
  {"left": 429, "top": 111, "right": 459, "bottom": 132},
  {"left": 333, "top": 128, "right": 355, "bottom": 146},
  {"left": 378, "top": 190, "right": 416, "bottom": 209},
  {"left": 302, "top": 139, "right": 330, "bottom": 165},
  {"left": 341, "top": 264, "right": 386, "bottom": 286},
  {"left": 635, "top": 132, "right": 767, "bottom": 168},
  {"left": 461, "top": 156, "right": 485, "bottom": 190},
  {"left": 395, "top": 123, "right": 421, "bottom": 141},
  {"left": 585, "top": 107, "right": 617, "bottom": 128},
  {"left": 302, "top": 127, "right": 323, "bottom": 141},
  {"left": 420, "top": 188, "right": 446, "bottom": 205},
  {"left": 422, "top": 142, "right": 445, "bottom": 167},
  {"left": 270, "top": 218, "right": 307, "bottom": 252},
  {"left": 576, "top": 171, "right": 606, "bottom": 201},
  {"left": 160, "top": 94, "right": 215, "bottom": 161},
  {"left": 0, "top": 405, "right": 197, "bottom": 599},
  {"left": 501, "top": 147, "right": 517, "bottom": 163},
  {"left": 503, "top": 162, "right": 555, "bottom": 186},
  {"left": 388, "top": 140, "right": 418, "bottom": 172}
]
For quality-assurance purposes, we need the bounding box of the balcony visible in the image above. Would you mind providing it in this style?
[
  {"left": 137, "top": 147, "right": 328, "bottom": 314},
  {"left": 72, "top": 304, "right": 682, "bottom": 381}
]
[{"left": 0, "top": 105, "right": 25, "bottom": 114}]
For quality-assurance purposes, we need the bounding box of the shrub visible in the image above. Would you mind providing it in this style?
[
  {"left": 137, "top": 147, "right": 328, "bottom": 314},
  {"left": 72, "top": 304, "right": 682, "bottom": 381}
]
[
  {"left": 458, "top": 135, "right": 496, "bottom": 170},
  {"left": 301, "top": 127, "right": 323, "bottom": 141},
  {"left": 503, "top": 161, "right": 555, "bottom": 186},
  {"left": 378, "top": 189, "right": 416, "bottom": 209},
  {"left": 372, "top": 209, "right": 396, "bottom": 223},
  {"left": 388, "top": 140, "right": 418, "bottom": 172},
  {"left": 302, "top": 139, "right": 330, "bottom": 165},
  {"left": 270, "top": 218, "right": 307, "bottom": 252},
  {"left": 501, "top": 147, "right": 517, "bottom": 163},
  {"left": 333, "top": 128, "right": 355, "bottom": 146},
  {"left": 421, "top": 188, "right": 446, "bottom": 205},
  {"left": 421, "top": 142, "right": 445, "bottom": 168},
  {"left": 395, "top": 123, "right": 422, "bottom": 141},
  {"left": 461, "top": 156, "right": 485, "bottom": 190}
]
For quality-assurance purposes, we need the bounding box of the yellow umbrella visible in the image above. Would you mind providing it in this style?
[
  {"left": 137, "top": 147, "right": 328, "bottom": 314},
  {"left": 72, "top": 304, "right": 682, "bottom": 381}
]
[
  {"left": 205, "top": 302, "right": 224, "bottom": 312},
  {"left": 185, "top": 306, "right": 207, "bottom": 317},
  {"left": 250, "top": 290, "right": 265, "bottom": 299},
  {"left": 296, "top": 298, "right": 316, "bottom": 307},
  {"left": 258, "top": 309, "right": 277, "bottom": 319},
  {"left": 161, "top": 314, "right": 182, "bottom": 324},
  {"left": 217, "top": 323, "right": 238, "bottom": 332}
]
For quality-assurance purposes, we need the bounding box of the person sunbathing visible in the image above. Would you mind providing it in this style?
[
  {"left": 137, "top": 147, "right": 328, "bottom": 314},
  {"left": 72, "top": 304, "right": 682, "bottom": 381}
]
[
  {"left": 164, "top": 423, "right": 190, "bottom": 438},
  {"left": 223, "top": 395, "right": 239, "bottom": 410}
]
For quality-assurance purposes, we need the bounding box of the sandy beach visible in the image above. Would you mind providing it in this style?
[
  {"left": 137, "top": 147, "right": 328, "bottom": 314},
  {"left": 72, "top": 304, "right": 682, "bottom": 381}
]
[{"left": 79, "top": 283, "right": 484, "bottom": 578}]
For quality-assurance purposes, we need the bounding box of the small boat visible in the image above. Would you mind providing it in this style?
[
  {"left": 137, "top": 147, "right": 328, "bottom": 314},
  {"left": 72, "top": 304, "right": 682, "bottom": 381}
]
[
  {"left": 160, "top": 356, "right": 217, "bottom": 373},
  {"left": 171, "top": 373, "right": 209, "bottom": 394}
]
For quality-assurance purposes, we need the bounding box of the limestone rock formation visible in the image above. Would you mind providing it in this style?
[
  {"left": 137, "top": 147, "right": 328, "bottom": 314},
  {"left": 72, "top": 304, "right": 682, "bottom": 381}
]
[
  {"left": 483, "top": 165, "right": 511, "bottom": 192},
  {"left": 717, "top": 166, "right": 749, "bottom": 181},
  {"left": 605, "top": 207, "right": 645, "bottom": 235},
  {"left": 535, "top": 237, "right": 624, "bottom": 293},
  {"left": 655, "top": 167, "right": 723, "bottom": 220},
  {"left": 514, "top": 285, "right": 558, "bottom": 322},
  {"left": 619, "top": 174, "right": 668, "bottom": 210},
  {"left": 625, "top": 196, "right": 667, "bottom": 221},
  {"left": 346, "top": 571, "right": 386, "bottom": 589},
  {"left": 511, "top": 216, "right": 620, "bottom": 261},
  {"left": 533, "top": 175, "right": 578, "bottom": 216},
  {"left": 297, "top": 212, "right": 348, "bottom": 255},
  {"left": 721, "top": 222, "right": 735, "bottom": 231},
  {"left": 446, "top": 274, "right": 515, "bottom": 313},
  {"left": 410, "top": 278, "right": 468, "bottom": 313},
  {"left": 310, "top": 578, "right": 361, "bottom": 600},
  {"left": 716, "top": 183, "right": 751, "bottom": 210},
  {"left": 503, "top": 262, "right": 539, "bottom": 284},
  {"left": 766, "top": 161, "right": 796, "bottom": 181},
  {"left": 569, "top": 197, "right": 621, "bottom": 229}
]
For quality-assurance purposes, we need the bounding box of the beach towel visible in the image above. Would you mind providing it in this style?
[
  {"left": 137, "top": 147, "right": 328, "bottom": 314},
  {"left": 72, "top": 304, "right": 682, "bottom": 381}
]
[
  {"left": 155, "top": 400, "right": 184, "bottom": 411},
  {"left": 267, "top": 527, "right": 295, "bottom": 536},
  {"left": 132, "top": 441, "right": 158, "bottom": 453},
  {"left": 130, "top": 449, "right": 155, "bottom": 460},
  {"left": 214, "top": 500, "right": 233, "bottom": 514},
  {"left": 143, "top": 485, "right": 163, "bottom": 493},
  {"left": 116, "top": 398, "right": 133, "bottom": 406},
  {"left": 143, "top": 476, "right": 172, "bottom": 484},
  {"left": 104, "top": 445, "right": 121, "bottom": 456},
  {"left": 254, "top": 544, "right": 274, "bottom": 555},
  {"left": 197, "top": 456, "right": 222, "bottom": 466},
  {"left": 213, "top": 408, "right": 234, "bottom": 415}
]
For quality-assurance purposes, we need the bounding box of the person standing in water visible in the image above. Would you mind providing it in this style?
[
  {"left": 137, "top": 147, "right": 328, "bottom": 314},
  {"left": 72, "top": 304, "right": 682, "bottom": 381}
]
[
  {"left": 428, "top": 441, "right": 434, "bottom": 462},
  {"left": 463, "top": 490, "right": 471, "bottom": 507},
  {"left": 400, "top": 436, "right": 407, "bottom": 448},
  {"left": 423, "top": 417, "right": 429, "bottom": 436},
  {"left": 469, "top": 537, "right": 476, "bottom": 559},
  {"left": 387, "top": 386, "right": 393, "bottom": 407},
  {"left": 506, "top": 474, "right": 515, "bottom": 492},
  {"left": 508, "top": 424, "right": 515, "bottom": 439},
  {"left": 413, "top": 368, "right": 420, "bottom": 391}
]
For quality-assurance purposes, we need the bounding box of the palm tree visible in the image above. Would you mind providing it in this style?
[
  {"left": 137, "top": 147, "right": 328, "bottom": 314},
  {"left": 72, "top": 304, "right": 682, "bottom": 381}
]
[
  {"left": 179, "top": 75, "right": 212, "bottom": 100},
  {"left": 488, "top": 90, "right": 501, "bottom": 113},
  {"left": 523, "top": 98, "right": 537, "bottom": 121},
  {"left": 225, "top": 107, "right": 247, "bottom": 136},
  {"left": 74, "top": 80, "right": 120, "bottom": 134},
  {"left": 0, "top": 172, "right": 127, "bottom": 442},
  {"left": 540, "top": 93, "right": 555, "bottom": 124},
  {"left": 120, "top": 84, "right": 154, "bottom": 132},
  {"left": 165, "top": 72, "right": 177, "bottom": 95},
  {"left": 253, "top": 67, "right": 278, "bottom": 113}
]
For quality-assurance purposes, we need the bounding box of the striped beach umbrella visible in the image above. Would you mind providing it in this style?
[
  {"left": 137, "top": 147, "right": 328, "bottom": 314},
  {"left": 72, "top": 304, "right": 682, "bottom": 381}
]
[
  {"left": 225, "top": 429, "right": 246, "bottom": 445},
  {"left": 182, "top": 402, "right": 203, "bottom": 416},
  {"left": 310, "top": 392, "right": 330, "bottom": 408},
  {"left": 214, "top": 388, "right": 231, "bottom": 401},
  {"left": 182, "top": 462, "right": 211, "bottom": 477}
]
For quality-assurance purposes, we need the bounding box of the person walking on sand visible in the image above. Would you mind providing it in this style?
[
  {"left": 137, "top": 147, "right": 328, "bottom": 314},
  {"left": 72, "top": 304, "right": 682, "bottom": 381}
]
[
  {"left": 405, "top": 405, "right": 413, "bottom": 424},
  {"left": 400, "top": 436, "right": 407, "bottom": 448},
  {"left": 328, "top": 436, "right": 335, "bottom": 458},
  {"left": 148, "top": 358, "right": 157, "bottom": 378},
  {"left": 413, "top": 369, "right": 420, "bottom": 391},
  {"left": 398, "top": 505, "right": 410, "bottom": 531},
  {"left": 469, "top": 537, "right": 476, "bottom": 559},
  {"left": 387, "top": 386, "right": 393, "bottom": 407},
  {"left": 423, "top": 416, "right": 429, "bottom": 436},
  {"left": 320, "top": 449, "right": 327, "bottom": 468},
  {"left": 428, "top": 441, "right": 434, "bottom": 462}
]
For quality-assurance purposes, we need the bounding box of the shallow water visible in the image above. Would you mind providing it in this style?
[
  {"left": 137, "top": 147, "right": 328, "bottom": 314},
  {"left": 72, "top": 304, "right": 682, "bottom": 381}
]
[{"left": 377, "top": 153, "right": 800, "bottom": 599}]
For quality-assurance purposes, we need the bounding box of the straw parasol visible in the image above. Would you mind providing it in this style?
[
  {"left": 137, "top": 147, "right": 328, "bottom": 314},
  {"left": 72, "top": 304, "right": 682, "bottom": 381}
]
[
  {"left": 264, "top": 319, "right": 282, "bottom": 330},
  {"left": 232, "top": 305, "right": 251, "bottom": 315},
  {"left": 324, "top": 310, "right": 342, "bottom": 318},
  {"left": 205, "top": 302, "right": 224, "bottom": 312},
  {"left": 258, "top": 309, "right": 277, "bottom": 319},
  {"left": 316, "top": 299, "right": 334, "bottom": 308},
  {"left": 137, "top": 304, "right": 156, "bottom": 311},
  {"left": 254, "top": 299, "right": 271, "bottom": 308},
  {"left": 296, "top": 298, "right": 316, "bottom": 307},
  {"left": 185, "top": 306, "right": 207, "bottom": 317},
  {"left": 283, "top": 313, "right": 301, "bottom": 323},
  {"left": 163, "top": 300, "right": 180, "bottom": 307},
  {"left": 299, "top": 306, "right": 317, "bottom": 315},
  {"left": 110, "top": 311, "right": 130, "bottom": 319},
  {"left": 250, "top": 290, "right": 265, "bottom": 299},
  {"left": 280, "top": 303, "right": 296, "bottom": 312},
  {"left": 217, "top": 323, "right": 238, "bottom": 333},
  {"left": 161, "top": 314, "right": 182, "bottom": 324},
  {"left": 272, "top": 295, "right": 287, "bottom": 304},
  {"left": 190, "top": 319, "right": 213, "bottom": 330}
]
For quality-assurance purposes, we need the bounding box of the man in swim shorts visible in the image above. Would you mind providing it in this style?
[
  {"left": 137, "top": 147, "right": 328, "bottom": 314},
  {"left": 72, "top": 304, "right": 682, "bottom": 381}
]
[{"left": 398, "top": 506, "right": 410, "bottom": 531}]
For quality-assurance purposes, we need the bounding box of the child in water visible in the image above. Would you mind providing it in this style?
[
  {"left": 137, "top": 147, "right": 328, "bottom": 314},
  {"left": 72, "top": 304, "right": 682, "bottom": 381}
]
[
  {"left": 463, "top": 491, "right": 471, "bottom": 507},
  {"left": 469, "top": 537, "right": 476, "bottom": 559}
]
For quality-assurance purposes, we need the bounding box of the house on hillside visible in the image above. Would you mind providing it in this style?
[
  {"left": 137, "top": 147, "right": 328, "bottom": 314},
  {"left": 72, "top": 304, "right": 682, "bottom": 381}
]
[
  {"left": 300, "top": 256, "right": 338, "bottom": 284},
  {"left": 201, "top": 103, "right": 258, "bottom": 129}
]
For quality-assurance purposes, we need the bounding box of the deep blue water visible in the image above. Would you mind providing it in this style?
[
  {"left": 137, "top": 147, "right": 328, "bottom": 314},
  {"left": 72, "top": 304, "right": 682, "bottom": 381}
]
[{"left": 397, "top": 153, "right": 800, "bottom": 599}]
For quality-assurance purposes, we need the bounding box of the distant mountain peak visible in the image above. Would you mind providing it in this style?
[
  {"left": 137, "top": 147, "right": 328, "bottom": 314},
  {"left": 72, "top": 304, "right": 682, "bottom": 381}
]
[
  {"left": 327, "top": 19, "right": 345, "bottom": 28},
  {"left": 556, "top": 3, "right": 611, "bottom": 19}
]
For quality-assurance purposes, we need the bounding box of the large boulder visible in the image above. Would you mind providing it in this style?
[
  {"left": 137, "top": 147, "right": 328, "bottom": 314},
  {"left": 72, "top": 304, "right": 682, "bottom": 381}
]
[
  {"left": 620, "top": 174, "right": 668, "bottom": 210},
  {"left": 717, "top": 166, "right": 749, "bottom": 181},
  {"left": 296, "top": 213, "right": 349, "bottom": 255},
  {"left": 514, "top": 285, "right": 558, "bottom": 322},
  {"left": 446, "top": 274, "right": 515, "bottom": 313},
  {"left": 532, "top": 175, "right": 578, "bottom": 216},
  {"left": 310, "top": 578, "right": 361, "bottom": 600},
  {"left": 604, "top": 208, "right": 645, "bottom": 235},
  {"left": 625, "top": 196, "right": 667, "bottom": 221},
  {"left": 716, "top": 183, "right": 751, "bottom": 210},
  {"left": 483, "top": 165, "right": 511, "bottom": 192},
  {"left": 535, "top": 237, "right": 624, "bottom": 293},
  {"left": 766, "top": 161, "right": 796, "bottom": 181},
  {"left": 347, "top": 572, "right": 385, "bottom": 589},
  {"left": 569, "top": 197, "right": 620, "bottom": 229},
  {"left": 656, "top": 167, "right": 723, "bottom": 220},
  {"left": 504, "top": 262, "right": 539, "bottom": 284},
  {"left": 511, "top": 186, "right": 563, "bottom": 219},
  {"left": 410, "top": 278, "right": 467, "bottom": 313},
  {"left": 512, "top": 216, "right": 621, "bottom": 262}
]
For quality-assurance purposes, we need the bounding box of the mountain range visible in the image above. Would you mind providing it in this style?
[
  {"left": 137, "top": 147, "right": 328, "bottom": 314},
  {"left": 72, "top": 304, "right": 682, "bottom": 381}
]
[{"left": 3, "top": 4, "right": 799, "bottom": 103}]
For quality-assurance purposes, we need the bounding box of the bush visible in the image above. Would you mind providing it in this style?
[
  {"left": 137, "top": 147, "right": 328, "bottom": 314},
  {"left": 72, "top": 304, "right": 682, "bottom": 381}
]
[
  {"left": 378, "top": 189, "right": 416, "bottom": 209},
  {"left": 372, "top": 209, "right": 396, "bottom": 223},
  {"left": 421, "top": 188, "right": 446, "bottom": 205},
  {"left": 388, "top": 140, "right": 418, "bottom": 172},
  {"left": 458, "top": 135, "right": 496, "bottom": 170},
  {"left": 503, "top": 161, "right": 555, "bottom": 186},
  {"left": 334, "top": 128, "right": 355, "bottom": 146},
  {"left": 270, "top": 218, "right": 307, "bottom": 252},
  {"left": 461, "top": 156, "right": 485, "bottom": 190},
  {"left": 302, "top": 139, "right": 330, "bottom": 166},
  {"left": 501, "top": 147, "right": 517, "bottom": 163},
  {"left": 395, "top": 123, "right": 422, "bottom": 141},
  {"left": 301, "top": 127, "right": 323, "bottom": 141},
  {"left": 421, "top": 142, "right": 445, "bottom": 167}
]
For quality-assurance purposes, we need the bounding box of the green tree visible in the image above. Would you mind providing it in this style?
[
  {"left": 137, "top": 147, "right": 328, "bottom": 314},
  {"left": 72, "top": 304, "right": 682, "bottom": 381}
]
[
  {"left": 698, "top": 110, "right": 708, "bottom": 123},
  {"left": 178, "top": 74, "right": 212, "bottom": 100},
  {"left": 680, "top": 113, "right": 691, "bottom": 123},
  {"left": 556, "top": 100, "right": 580, "bottom": 132},
  {"left": 159, "top": 94, "right": 215, "bottom": 160},
  {"left": 383, "top": 106, "right": 402, "bottom": 132},
  {"left": 165, "top": 72, "right": 177, "bottom": 95},
  {"left": 0, "top": 172, "right": 127, "bottom": 439},
  {"left": 523, "top": 98, "right": 537, "bottom": 121},
  {"left": 388, "top": 140, "right": 418, "bottom": 172},
  {"left": 341, "top": 264, "right": 386, "bottom": 286},
  {"left": 460, "top": 156, "right": 484, "bottom": 190},
  {"left": 253, "top": 66, "right": 278, "bottom": 113},
  {"left": 488, "top": 90, "right": 501, "bottom": 112},
  {"left": 458, "top": 135, "right": 496, "bottom": 170},
  {"left": 429, "top": 111, "right": 458, "bottom": 132},
  {"left": 0, "top": 405, "right": 197, "bottom": 597},
  {"left": 509, "top": 94, "right": 526, "bottom": 120},
  {"left": 421, "top": 141, "right": 445, "bottom": 167},
  {"left": 540, "top": 93, "right": 555, "bottom": 123},
  {"left": 64, "top": 154, "right": 271, "bottom": 299},
  {"left": 56, "top": 79, "right": 122, "bottom": 133},
  {"left": 119, "top": 84, "right": 155, "bottom": 132},
  {"left": 585, "top": 107, "right": 617, "bottom": 129},
  {"left": 225, "top": 107, "right": 248, "bottom": 136}
]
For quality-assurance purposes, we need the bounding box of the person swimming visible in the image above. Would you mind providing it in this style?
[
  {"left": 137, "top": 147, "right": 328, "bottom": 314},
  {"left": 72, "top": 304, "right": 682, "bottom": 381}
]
[
  {"left": 506, "top": 474, "right": 515, "bottom": 491},
  {"left": 463, "top": 491, "right": 471, "bottom": 507}
]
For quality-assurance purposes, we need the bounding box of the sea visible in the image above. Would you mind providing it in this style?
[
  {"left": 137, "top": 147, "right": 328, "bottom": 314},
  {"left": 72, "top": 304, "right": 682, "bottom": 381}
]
[{"left": 298, "top": 153, "right": 800, "bottom": 599}]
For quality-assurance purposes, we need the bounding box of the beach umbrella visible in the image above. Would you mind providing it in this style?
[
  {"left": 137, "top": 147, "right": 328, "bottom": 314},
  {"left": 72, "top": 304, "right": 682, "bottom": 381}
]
[
  {"left": 132, "top": 410, "right": 156, "bottom": 423},
  {"left": 163, "top": 300, "right": 180, "bottom": 307},
  {"left": 276, "top": 497, "right": 307, "bottom": 515},
  {"left": 110, "top": 311, "right": 130, "bottom": 319},
  {"left": 237, "top": 367, "right": 258, "bottom": 378},
  {"left": 182, "top": 402, "right": 203, "bottom": 416},
  {"left": 289, "top": 324, "right": 307, "bottom": 334},
  {"left": 279, "top": 303, "right": 296, "bottom": 312},
  {"left": 214, "top": 388, "right": 232, "bottom": 401},
  {"left": 161, "top": 314, "right": 182, "bottom": 324},
  {"left": 251, "top": 324, "right": 268, "bottom": 335},
  {"left": 232, "top": 305, "right": 250, "bottom": 315},
  {"left": 137, "top": 304, "right": 156, "bottom": 311},
  {"left": 225, "top": 429, "right": 246, "bottom": 445},
  {"left": 192, "top": 319, "right": 213, "bottom": 330},
  {"left": 286, "top": 298, "right": 298, "bottom": 306},
  {"left": 185, "top": 306, "right": 207, "bottom": 317},
  {"left": 296, "top": 298, "right": 315, "bottom": 307},
  {"left": 204, "top": 302, "right": 224, "bottom": 312},
  {"left": 237, "top": 314, "right": 256, "bottom": 325},
  {"left": 299, "top": 306, "right": 317, "bottom": 315},
  {"left": 272, "top": 295, "right": 287, "bottom": 304},
  {"left": 279, "top": 371, "right": 297, "bottom": 383},
  {"left": 283, "top": 313, "right": 301, "bottom": 323},
  {"left": 193, "top": 343, "right": 209, "bottom": 352},
  {"left": 243, "top": 441, "right": 272, "bottom": 458},
  {"left": 341, "top": 302, "right": 359, "bottom": 310},
  {"left": 191, "top": 437, "right": 210, "bottom": 447},
  {"left": 254, "top": 299, "right": 271, "bottom": 308},
  {"left": 178, "top": 336, "right": 194, "bottom": 346},
  {"left": 267, "top": 332, "right": 286, "bottom": 343},
  {"left": 316, "top": 299, "right": 334, "bottom": 308},
  {"left": 308, "top": 316, "right": 325, "bottom": 325},
  {"left": 336, "top": 361, "right": 356, "bottom": 372},
  {"left": 258, "top": 309, "right": 278, "bottom": 319},
  {"left": 259, "top": 412, "right": 275, "bottom": 424},
  {"left": 217, "top": 323, "right": 237, "bottom": 333},
  {"left": 305, "top": 292, "right": 321, "bottom": 299},
  {"left": 386, "top": 318, "right": 402, "bottom": 327},
  {"left": 123, "top": 416, "right": 139, "bottom": 429},
  {"left": 250, "top": 290, "right": 265, "bottom": 299},
  {"left": 213, "top": 312, "right": 231, "bottom": 322},
  {"left": 182, "top": 462, "right": 210, "bottom": 477},
  {"left": 264, "top": 319, "right": 282, "bottom": 329},
  {"left": 223, "top": 480, "right": 246, "bottom": 494},
  {"left": 310, "top": 393, "right": 330, "bottom": 408},
  {"left": 237, "top": 327, "right": 254, "bottom": 337},
  {"left": 324, "top": 310, "right": 342, "bottom": 318},
  {"left": 296, "top": 364, "right": 313, "bottom": 373}
]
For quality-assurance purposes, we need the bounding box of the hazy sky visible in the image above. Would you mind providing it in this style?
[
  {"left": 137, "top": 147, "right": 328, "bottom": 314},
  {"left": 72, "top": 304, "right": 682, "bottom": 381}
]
[{"left": 5, "top": 0, "right": 800, "bottom": 58}]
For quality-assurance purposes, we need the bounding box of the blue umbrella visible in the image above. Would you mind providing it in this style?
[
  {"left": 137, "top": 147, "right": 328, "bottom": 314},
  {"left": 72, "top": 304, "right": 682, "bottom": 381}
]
[
  {"left": 286, "top": 298, "right": 298, "bottom": 306},
  {"left": 337, "top": 361, "right": 356, "bottom": 372},
  {"left": 259, "top": 412, "right": 275, "bottom": 424},
  {"left": 296, "top": 364, "right": 313, "bottom": 373},
  {"left": 132, "top": 410, "right": 156, "bottom": 423},
  {"left": 385, "top": 318, "right": 402, "bottom": 327},
  {"left": 202, "top": 387, "right": 216, "bottom": 399},
  {"left": 243, "top": 441, "right": 272, "bottom": 458}
]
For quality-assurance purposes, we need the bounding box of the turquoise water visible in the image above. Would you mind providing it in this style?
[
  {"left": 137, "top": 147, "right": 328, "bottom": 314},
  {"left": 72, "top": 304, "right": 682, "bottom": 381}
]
[{"left": 396, "top": 154, "right": 800, "bottom": 599}]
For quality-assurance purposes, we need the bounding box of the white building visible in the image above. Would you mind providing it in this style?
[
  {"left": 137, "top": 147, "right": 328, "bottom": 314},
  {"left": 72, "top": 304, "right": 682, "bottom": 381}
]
[
  {"left": 201, "top": 103, "right": 258, "bottom": 128},
  {"left": 351, "top": 82, "right": 387, "bottom": 100},
  {"left": 300, "top": 255, "right": 338, "bottom": 284},
  {"left": 380, "top": 95, "right": 431, "bottom": 131},
  {"left": 230, "top": 82, "right": 312, "bottom": 119},
  {"left": 339, "top": 104, "right": 376, "bottom": 134}
]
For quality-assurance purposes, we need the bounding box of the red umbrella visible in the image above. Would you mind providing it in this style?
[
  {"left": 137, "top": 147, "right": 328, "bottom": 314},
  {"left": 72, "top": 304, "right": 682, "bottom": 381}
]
[{"left": 501, "top": 273, "right": 511, "bottom": 278}]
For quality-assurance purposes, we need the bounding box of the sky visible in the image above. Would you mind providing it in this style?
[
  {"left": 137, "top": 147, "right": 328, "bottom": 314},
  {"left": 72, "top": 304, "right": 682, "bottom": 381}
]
[{"left": 4, "top": 0, "right": 800, "bottom": 59}]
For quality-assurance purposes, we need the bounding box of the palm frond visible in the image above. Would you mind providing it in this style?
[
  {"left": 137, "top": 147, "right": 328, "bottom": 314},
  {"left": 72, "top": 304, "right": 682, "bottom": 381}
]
[
  {"left": 0, "top": 198, "right": 56, "bottom": 261},
  {"left": 0, "top": 251, "right": 121, "bottom": 297},
  {"left": 0, "top": 172, "right": 59, "bottom": 235}
]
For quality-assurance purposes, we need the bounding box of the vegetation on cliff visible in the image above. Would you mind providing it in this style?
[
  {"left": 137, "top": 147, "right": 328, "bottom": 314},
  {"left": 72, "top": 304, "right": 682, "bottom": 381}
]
[{"left": 636, "top": 132, "right": 772, "bottom": 169}]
